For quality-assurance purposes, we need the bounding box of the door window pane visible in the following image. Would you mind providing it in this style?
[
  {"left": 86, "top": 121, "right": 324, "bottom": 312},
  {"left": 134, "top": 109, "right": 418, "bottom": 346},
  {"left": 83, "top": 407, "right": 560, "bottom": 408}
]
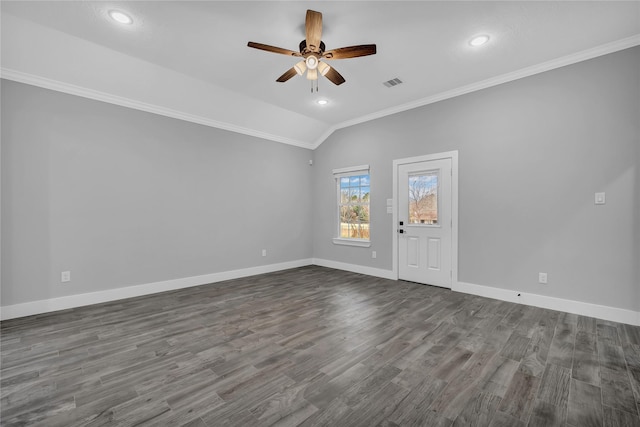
[{"left": 408, "top": 172, "right": 438, "bottom": 224}]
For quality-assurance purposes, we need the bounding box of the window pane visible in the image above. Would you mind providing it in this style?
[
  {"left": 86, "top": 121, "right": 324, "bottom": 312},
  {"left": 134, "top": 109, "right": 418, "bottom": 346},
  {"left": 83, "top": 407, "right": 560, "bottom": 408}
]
[
  {"left": 361, "top": 186, "right": 370, "bottom": 202},
  {"left": 340, "top": 223, "right": 350, "bottom": 238},
  {"left": 408, "top": 172, "right": 438, "bottom": 224},
  {"left": 352, "top": 220, "right": 369, "bottom": 239},
  {"left": 356, "top": 205, "right": 367, "bottom": 222},
  {"left": 340, "top": 189, "right": 349, "bottom": 204},
  {"left": 353, "top": 223, "right": 362, "bottom": 239},
  {"left": 339, "top": 206, "right": 351, "bottom": 238},
  {"left": 340, "top": 205, "right": 350, "bottom": 222},
  {"left": 336, "top": 172, "right": 370, "bottom": 241}
]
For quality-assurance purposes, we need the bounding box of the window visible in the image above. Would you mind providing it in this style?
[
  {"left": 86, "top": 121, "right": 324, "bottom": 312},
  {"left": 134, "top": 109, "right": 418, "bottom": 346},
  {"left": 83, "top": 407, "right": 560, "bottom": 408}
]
[
  {"left": 333, "top": 165, "right": 371, "bottom": 247},
  {"left": 408, "top": 171, "right": 438, "bottom": 225}
]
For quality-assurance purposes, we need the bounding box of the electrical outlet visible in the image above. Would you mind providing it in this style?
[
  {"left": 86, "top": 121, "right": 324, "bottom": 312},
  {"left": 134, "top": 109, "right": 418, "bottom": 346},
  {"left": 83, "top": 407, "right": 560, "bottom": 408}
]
[
  {"left": 538, "top": 272, "right": 548, "bottom": 284},
  {"left": 262, "top": 249, "right": 267, "bottom": 257},
  {"left": 61, "top": 271, "right": 71, "bottom": 283},
  {"left": 372, "top": 251, "right": 377, "bottom": 259}
]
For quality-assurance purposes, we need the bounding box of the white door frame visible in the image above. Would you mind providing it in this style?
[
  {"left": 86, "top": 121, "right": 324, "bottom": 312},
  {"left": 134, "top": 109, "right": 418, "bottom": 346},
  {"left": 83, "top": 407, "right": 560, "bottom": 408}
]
[{"left": 392, "top": 151, "right": 459, "bottom": 284}]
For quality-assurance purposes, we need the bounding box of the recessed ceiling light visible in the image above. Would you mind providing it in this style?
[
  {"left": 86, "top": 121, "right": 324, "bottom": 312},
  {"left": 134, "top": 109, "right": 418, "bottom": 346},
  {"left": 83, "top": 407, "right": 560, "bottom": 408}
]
[
  {"left": 109, "top": 10, "right": 133, "bottom": 25},
  {"left": 317, "top": 99, "right": 328, "bottom": 105},
  {"left": 470, "top": 35, "right": 490, "bottom": 47}
]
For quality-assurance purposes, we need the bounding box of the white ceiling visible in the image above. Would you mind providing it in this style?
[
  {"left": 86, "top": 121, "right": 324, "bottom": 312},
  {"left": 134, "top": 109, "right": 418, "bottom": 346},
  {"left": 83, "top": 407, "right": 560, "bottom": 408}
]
[{"left": 2, "top": 1, "right": 639, "bottom": 148}]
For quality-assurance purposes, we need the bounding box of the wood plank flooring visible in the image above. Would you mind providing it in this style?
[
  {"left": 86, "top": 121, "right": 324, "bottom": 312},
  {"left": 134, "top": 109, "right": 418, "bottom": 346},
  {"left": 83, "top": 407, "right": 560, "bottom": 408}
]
[{"left": 1, "top": 266, "right": 639, "bottom": 426}]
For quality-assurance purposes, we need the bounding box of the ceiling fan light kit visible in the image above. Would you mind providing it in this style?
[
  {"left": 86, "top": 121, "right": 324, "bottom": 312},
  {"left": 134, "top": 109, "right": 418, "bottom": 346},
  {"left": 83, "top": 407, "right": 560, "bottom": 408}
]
[
  {"left": 294, "top": 60, "right": 307, "bottom": 76},
  {"left": 306, "top": 55, "right": 318, "bottom": 70},
  {"left": 306, "top": 68, "right": 318, "bottom": 81},
  {"left": 247, "top": 9, "right": 376, "bottom": 91}
]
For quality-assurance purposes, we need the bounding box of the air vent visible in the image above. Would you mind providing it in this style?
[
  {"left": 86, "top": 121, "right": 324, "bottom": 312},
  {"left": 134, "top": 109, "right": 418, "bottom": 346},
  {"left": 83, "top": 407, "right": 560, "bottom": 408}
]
[{"left": 383, "top": 78, "right": 403, "bottom": 88}]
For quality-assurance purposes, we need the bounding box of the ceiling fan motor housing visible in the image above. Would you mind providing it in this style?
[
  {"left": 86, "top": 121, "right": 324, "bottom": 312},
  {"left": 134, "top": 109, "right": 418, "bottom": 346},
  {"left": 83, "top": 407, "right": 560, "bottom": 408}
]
[{"left": 299, "top": 40, "right": 326, "bottom": 55}]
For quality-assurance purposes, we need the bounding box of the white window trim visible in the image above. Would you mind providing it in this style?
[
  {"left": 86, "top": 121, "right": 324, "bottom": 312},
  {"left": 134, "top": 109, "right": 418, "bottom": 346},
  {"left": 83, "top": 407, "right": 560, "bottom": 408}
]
[
  {"left": 332, "top": 165, "right": 370, "bottom": 177},
  {"left": 332, "top": 237, "right": 372, "bottom": 247},
  {"left": 333, "top": 165, "right": 371, "bottom": 247}
]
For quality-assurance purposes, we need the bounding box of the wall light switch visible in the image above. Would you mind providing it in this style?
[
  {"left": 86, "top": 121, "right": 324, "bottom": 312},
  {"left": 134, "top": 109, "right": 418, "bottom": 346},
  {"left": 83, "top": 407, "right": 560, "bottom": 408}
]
[
  {"left": 595, "top": 192, "right": 605, "bottom": 205},
  {"left": 61, "top": 271, "right": 71, "bottom": 283},
  {"left": 386, "top": 199, "right": 393, "bottom": 207},
  {"left": 261, "top": 249, "right": 267, "bottom": 257}
]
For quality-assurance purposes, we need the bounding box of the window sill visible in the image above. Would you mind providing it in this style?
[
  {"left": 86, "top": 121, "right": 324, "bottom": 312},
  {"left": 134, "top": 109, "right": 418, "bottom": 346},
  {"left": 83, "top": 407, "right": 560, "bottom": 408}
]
[{"left": 332, "top": 238, "right": 371, "bottom": 248}]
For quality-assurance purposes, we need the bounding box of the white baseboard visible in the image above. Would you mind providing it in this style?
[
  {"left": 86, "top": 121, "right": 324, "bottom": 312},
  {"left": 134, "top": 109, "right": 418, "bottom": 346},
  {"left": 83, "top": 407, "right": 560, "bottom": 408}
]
[
  {"left": 3, "top": 261, "right": 637, "bottom": 327},
  {"left": 0, "top": 259, "right": 313, "bottom": 321},
  {"left": 312, "top": 258, "right": 395, "bottom": 280},
  {"left": 454, "top": 281, "right": 640, "bottom": 326}
]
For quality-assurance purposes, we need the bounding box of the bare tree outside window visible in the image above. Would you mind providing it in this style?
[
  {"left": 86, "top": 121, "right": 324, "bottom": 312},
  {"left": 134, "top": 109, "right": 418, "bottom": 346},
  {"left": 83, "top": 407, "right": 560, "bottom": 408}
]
[{"left": 408, "top": 173, "right": 438, "bottom": 224}]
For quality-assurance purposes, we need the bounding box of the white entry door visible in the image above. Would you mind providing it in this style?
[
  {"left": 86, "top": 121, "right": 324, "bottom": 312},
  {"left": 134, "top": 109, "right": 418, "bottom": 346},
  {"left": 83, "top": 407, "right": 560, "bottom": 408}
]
[{"left": 397, "top": 158, "right": 452, "bottom": 287}]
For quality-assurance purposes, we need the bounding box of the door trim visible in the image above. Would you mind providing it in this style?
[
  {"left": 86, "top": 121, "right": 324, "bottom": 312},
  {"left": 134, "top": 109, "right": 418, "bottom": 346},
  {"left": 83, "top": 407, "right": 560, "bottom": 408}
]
[{"left": 392, "top": 151, "right": 459, "bottom": 284}]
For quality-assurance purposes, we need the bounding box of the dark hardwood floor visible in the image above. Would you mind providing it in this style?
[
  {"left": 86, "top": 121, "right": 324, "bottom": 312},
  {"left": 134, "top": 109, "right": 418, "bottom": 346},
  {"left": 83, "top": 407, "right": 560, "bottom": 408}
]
[{"left": 1, "top": 266, "right": 639, "bottom": 426}]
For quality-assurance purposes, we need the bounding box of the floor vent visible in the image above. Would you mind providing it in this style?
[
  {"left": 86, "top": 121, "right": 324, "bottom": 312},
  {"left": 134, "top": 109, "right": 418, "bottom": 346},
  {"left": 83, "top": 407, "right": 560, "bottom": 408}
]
[{"left": 383, "top": 78, "right": 403, "bottom": 88}]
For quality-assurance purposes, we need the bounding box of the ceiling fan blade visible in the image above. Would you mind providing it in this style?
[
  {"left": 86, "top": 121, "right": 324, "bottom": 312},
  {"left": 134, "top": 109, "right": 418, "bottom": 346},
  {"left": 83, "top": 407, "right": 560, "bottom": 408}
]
[
  {"left": 248, "top": 42, "right": 301, "bottom": 57},
  {"left": 305, "top": 10, "right": 323, "bottom": 52},
  {"left": 276, "top": 67, "right": 298, "bottom": 83},
  {"left": 323, "top": 66, "right": 346, "bottom": 86},
  {"left": 323, "top": 44, "right": 377, "bottom": 60}
]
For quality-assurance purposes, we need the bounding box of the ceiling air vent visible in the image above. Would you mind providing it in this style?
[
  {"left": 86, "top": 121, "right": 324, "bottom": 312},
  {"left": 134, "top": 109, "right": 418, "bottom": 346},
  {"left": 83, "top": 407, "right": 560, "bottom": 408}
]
[{"left": 383, "top": 78, "right": 403, "bottom": 88}]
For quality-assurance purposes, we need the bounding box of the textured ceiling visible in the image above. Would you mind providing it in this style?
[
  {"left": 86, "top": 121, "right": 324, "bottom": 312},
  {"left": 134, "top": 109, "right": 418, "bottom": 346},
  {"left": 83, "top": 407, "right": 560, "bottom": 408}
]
[{"left": 2, "top": 1, "right": 639, "bottom": 148}]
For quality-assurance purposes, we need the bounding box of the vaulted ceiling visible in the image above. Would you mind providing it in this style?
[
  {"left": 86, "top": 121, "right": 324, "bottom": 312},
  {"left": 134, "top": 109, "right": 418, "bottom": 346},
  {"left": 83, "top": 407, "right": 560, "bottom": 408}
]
[{"left": 2, "top": 1, "right": 639, "bottom": 149}]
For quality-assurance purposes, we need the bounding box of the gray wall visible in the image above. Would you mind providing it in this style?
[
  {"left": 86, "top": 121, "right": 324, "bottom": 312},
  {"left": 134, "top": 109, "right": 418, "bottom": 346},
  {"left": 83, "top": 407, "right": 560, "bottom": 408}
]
[
  {"left": 1, "top": 80, "right": 313, "bottom": 306},
  {"left": 313, "top": 47, "right": 640, "bottom": 312},
  {"left": 2, "top": 47, "right": 639, "bottom": 313}
]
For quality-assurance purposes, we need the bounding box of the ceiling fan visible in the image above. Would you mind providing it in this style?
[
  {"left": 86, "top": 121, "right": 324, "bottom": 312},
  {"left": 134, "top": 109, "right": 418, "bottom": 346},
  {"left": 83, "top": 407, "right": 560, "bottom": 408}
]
[{"left": 247, "top": 10, "right": 376, "bottom": 90}]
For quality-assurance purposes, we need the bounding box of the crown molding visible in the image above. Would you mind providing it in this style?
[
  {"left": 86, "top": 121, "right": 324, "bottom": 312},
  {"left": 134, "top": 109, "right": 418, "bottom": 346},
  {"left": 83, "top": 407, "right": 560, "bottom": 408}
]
[
  {"left": 3, "top": 34, "right": 638, "bottom": 152},
  {"left": 0, "top": 68, "right": 315, "bottom": 150},
  {"left": 311, "top": 34, "right": 640, "bottom": 149}
]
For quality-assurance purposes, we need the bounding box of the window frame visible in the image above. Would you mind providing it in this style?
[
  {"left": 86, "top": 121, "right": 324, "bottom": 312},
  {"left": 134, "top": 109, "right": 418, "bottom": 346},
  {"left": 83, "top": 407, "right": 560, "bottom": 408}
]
[{"left": 332, "top": 165, "right": 371, "bottom": 248}]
